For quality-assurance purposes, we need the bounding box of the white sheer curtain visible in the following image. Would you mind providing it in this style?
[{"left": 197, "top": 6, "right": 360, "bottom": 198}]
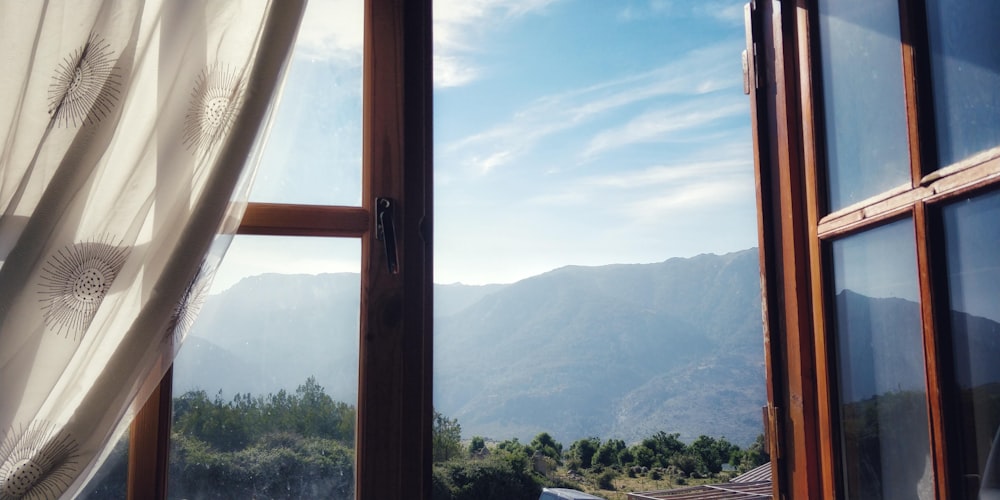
[{"left": 0, "top": 1, "right": 305, "bottom": 498}]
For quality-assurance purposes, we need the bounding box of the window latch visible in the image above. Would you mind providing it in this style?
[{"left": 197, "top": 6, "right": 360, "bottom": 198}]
[{"left": 375, "top": 197, "right": 399, "bottom": 274}]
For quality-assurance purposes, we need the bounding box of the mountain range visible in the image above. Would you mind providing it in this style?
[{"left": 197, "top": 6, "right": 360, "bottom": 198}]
[{"left": 174, "top": 248, "right": 768, "bottom": 446}]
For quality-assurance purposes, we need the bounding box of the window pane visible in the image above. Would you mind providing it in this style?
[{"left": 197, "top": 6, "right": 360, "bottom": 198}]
[
  {"left": 926, "top": 1, "right": 1000, "bottom": 169},
  {"left": 828, "top": 219, "right": 932, "bottom": 499},
  {"left": 79, "top": 433, "right": 128, "bottom": 499},
  {"left": 249, "top": 0, "right": 363, "bottom": 205},
  {"left": 941, "top": 190, "right": 1000, "bottom": 498},
  {"left": 817, "top": 0, "right": 910, "bottom": 211},
  {"left": 169, "top": 236, "right": 359, "bottom": 499}
]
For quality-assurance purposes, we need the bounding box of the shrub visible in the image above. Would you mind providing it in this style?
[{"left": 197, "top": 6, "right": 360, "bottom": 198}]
[
  {"left": 433, "top": 457, "right": 542, "bottom": 500},
  {"left": 597, "top": 469, "right": 616, "bottom": 490}
]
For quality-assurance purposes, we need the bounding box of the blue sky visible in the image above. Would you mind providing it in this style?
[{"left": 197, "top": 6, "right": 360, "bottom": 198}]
[{"left": 214, "top": 0, "right": 757, "bottom": 289}]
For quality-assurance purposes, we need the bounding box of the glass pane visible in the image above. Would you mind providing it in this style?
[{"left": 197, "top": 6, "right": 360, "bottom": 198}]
[
  {"left": 169, "top": 236, "right": 359, "bottom": 499},
  {"left": 817, "top": 0, "right": 910, "bottom": 211},
  {"left": 941, "top": 190, "right": 1000, "bottom": 498},
  {"left": 828, "top": 219, "right": 932, "bottom": 499},
  {"left": 926, "top": 1, "right": 1000, "bottom": 169},
  {"left": 249, "top": 0, "right": 363, "bottom": 205},
  {"left": 79, "top": 433, "right": 128, "bottom": 499}
]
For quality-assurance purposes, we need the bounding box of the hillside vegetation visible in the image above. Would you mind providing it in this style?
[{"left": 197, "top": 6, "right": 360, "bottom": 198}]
[{"left": 83, "top": 378, "right": 767, "bottom": 500}]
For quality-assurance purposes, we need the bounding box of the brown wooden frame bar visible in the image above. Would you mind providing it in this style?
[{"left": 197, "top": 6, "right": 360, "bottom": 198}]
[
  {"left": 238, "top": 203, "right": 370, "bottom": 237},
  {"left": 744, "top": 3, "right": 784, "bottom": 498},
  {"left": 127, "top": 367, "right": 173, "bottom": 500},
  {"left": 748, "top": 1, "right": 822, "bottom": 498},
  {"left": 356, "top": 0, "right": 433, "bottom": 498},
  {"left": 790, "top": 0, "right": 839, "bottom": 496}
]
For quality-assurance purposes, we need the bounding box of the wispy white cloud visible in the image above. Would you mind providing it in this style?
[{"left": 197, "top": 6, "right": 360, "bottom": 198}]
[
  {"left": 434, "top": 55, "right": 481, "bottom": 88},
  {"left": 627, "top": 178, "right": 748, "bottom": 215},
  {"left": 475, "top": 150, "right": 514, "bottom": 174},
  {"left": 520, "top": 135, "right": 753, "bottom": 215},
  {"left": 581, "top": 158, "right": 748, "bottom": 188},
  {"left": 433, "top": 0, "right": 561, "bottom": 87},
  {"left": 617, "top": 0, "right": 673, "bottom": 21},
  {"left": 443, "top": 43, "right": 741, "bottom": 173},
  {"left": 435, "top": 0, "right": 560, "bottom": 49},
  {"left": 693, "top": 1, "right": 745, "bottom": 25},
  {"left": 617, "top": 0, "right": 743, "bottom": 24},
  {"left": 581, "top": 99, "right": 746, "bottom": 160},
  {"left": 293, "top": 0, "right": 364, "bottom": 64}
]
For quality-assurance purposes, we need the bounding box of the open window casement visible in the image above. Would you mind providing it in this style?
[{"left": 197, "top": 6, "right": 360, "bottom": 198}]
[{"left": 747, "top": 1, "right": 1000, "bottom": 498}]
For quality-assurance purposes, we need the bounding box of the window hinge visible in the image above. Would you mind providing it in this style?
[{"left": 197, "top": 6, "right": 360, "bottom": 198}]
[
  {"left": 763, "top": 404, "right": 782, "bottom": 459},
  {"left": 743, "top": 2, "right": 760, "bottom": 95},
  {"left": 743, "top": 49, "right": 751, "bottom": 95}
]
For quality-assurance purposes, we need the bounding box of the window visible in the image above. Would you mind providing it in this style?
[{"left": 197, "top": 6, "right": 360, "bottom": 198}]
[
  {"left": 747, "top": 0, "right": 1000, "bottom": 498},
  {"left": 124, "top": 1, "right": 433, "bottom": 499}
]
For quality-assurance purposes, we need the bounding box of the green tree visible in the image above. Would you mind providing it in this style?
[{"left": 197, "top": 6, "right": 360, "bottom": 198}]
[
  {"left": 688, "top": 435, "right": 722, "bottom": 474},
  {"left": 469, "top": 436, "right": 486, "bottom": 455},
  {"left": 567, "top": 437, "right": 599, "bottom": 470},
  {"left": 433, "top": 410, "right": 464, "bottom": 462},
  {"left": 529, "top": 432, "right": 563, "bottom": 462},
  {"left": 433, "top": 456, "right": 542, "bottom": 500},
  {"left": 736, "top": 434, "right": 769, "bottom": 472},
  {"left": 592, "top": 439, "right": 625, "bottom": 468},
  {"left": 668, "top": 452, "right": 702, "bottom": 476},
  {"left": 294, "top": 377, "right": 355, "bottom": 442},
  {"left": 631, "top": 444, "right": 656, "bottom": 468},
  {"left": 641, "top": 431, "right": 685, "bottom": 465},
  {"left": 493, "top": 438, "right": 531, "bottom": 472},
  {"left": 617, "top": 446, "right": 635, "bottom": 466},
  {"left": 168, "top": 378, "right": 357, "bottom": 499},
  {"left": 688, "top": 435, "right": 740, "bottom": 474}
]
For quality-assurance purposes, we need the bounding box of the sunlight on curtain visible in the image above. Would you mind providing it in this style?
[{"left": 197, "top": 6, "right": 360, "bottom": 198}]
[{"left": 0, "top": 1, "right": 305, "bottom": 497}]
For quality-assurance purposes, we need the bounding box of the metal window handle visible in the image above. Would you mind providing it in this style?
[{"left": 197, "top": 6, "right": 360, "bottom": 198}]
[{"left": 375, "top": 197, "right": 399, "bottom": 274}]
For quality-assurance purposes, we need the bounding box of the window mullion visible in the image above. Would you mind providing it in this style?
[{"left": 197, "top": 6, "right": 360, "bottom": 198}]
[
  {"left": 752, "top": 1, "right": 824, "bottom": 498},
  {"left": 126, "top": 367, "right": 173, "bottom": 500},
  {"left": 356, "top": 0, "right": 433, "bottom": 499},
  {"left": 793, "top": 0, "right": 840, "bottom": 496},
  {"left": 914, "top": 202, "right": 951, "bottom": 499},
  {"left": 898, "top": 0, "right": 930, "bottom": 185}
]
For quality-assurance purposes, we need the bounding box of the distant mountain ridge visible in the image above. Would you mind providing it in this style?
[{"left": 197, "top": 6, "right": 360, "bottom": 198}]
[
  {"left": 435, "top": 248, "right": 765, "bottom": 445},
  {"left": 175, "top": 248, "right": 768, "bottom": 446}
]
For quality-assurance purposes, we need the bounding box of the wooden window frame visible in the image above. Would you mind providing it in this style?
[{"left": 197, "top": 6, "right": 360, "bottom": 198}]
[
  {"left": 748, "top": 0, "right": 1000, "bottom": 498},
  {"left": 125, "top": 0, "right": 433, "bottom": 498}
]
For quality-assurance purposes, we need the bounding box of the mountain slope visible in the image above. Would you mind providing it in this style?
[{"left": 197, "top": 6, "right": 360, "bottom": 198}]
[
  {"left": 176, "top": 248, "right": 768, "bottom": 446},
  {"left": 435, "top": 248, "right": 765, "bottom": 445}
]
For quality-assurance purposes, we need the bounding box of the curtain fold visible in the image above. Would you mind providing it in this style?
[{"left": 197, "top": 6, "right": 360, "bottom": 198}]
[{"left": 0, "top": 1, "right": 306, "bottom": 498}]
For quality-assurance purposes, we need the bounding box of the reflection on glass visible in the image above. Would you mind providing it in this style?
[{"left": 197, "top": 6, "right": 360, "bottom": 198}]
[
  {"left": 250, "top": 0, "right": 363, "bottom": 205},
  {"left": 829, "top": 219, "right": 931, "bottom": 499},
  {"left": 169, "top": 236, "right": 360, "bottom": 499},
  {"left": 926, "top": 1, "right": 1000, "bottom": 169},
  {"left": 817, "top": 0, "right": 910, "bottom": 211},
  {"left": 941, "top": 191, "right": 1000, "bottom": 499}
]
